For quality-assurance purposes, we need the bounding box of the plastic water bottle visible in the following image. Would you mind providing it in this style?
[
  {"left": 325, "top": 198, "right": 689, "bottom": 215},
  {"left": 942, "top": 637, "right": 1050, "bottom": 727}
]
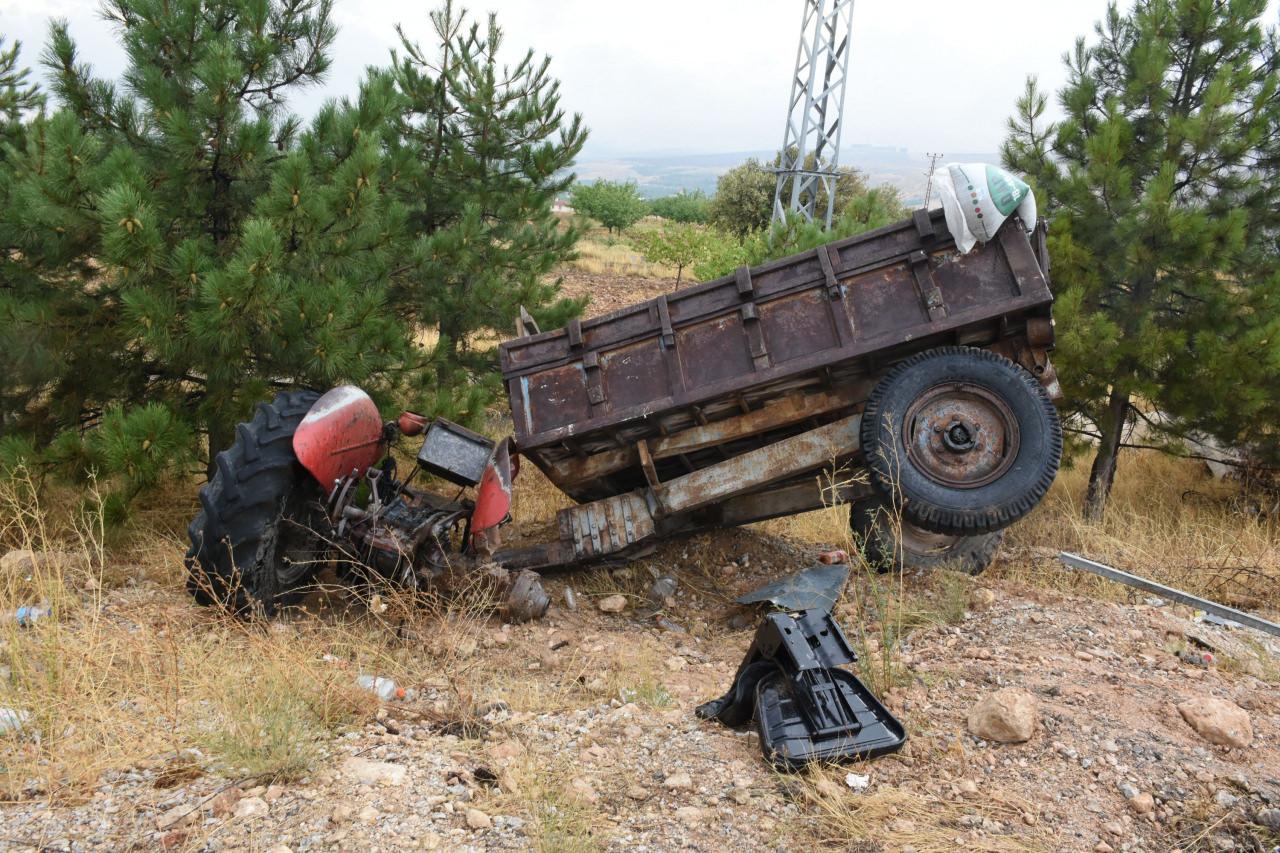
[
  {"left": 356, "top": 675, "right": 406, "bottom": 701},
  {"left": 13, "top": 606, "right": 50, "bottom": 627}
]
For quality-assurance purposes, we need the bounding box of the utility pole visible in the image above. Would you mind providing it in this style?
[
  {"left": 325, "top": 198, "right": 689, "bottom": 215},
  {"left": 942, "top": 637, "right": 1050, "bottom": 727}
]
[
  {"left": 771, "top": 0, "right": 856, "bottom": 229},
  {"left": 922, "top": 152, "right": 944, "bottom": 209}
]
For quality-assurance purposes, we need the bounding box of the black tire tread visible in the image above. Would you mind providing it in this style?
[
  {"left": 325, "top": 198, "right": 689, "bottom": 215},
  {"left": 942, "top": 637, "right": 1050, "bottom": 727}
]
[
  {"left": 860, "top": 346, "right": 1062, "bottom": 535},
  {"left": 185, "top": 390, "right": 321, "bottom": 616},
  {"left": 849, "top": 497, "right": 1001, "bottom": 576}
]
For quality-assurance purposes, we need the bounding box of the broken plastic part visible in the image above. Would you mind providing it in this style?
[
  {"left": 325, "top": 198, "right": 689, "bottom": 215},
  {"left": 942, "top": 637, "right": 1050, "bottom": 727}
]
[
  {"left": 735, "top": 563, "right": 849, "bottom": 614},
  {"left": 697, "top": 609, "right": 905, "bottom": 770}
]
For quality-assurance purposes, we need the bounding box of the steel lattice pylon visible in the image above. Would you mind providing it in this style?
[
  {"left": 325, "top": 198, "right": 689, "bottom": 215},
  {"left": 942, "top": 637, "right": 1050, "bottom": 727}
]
[{"left": 772, "top": 0, "right": 855, "bottom": 229}]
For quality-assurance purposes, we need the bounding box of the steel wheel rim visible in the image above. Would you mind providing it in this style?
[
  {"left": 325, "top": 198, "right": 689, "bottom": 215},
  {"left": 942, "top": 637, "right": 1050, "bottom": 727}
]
[{"left": 901, "top": 382, "right": 1019, "bottom": 490}]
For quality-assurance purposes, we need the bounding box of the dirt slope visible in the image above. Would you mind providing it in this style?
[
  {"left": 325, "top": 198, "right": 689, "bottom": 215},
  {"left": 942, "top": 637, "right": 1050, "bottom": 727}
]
[{"left": 3, "top": 528, "right": 1277, "bottom": 853}]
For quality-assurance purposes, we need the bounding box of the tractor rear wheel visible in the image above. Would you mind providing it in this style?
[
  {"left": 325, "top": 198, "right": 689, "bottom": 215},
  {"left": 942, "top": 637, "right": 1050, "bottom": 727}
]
[
  {"left": 850, "top": 496, "right": 1002, "bottom": 576},
  {"left": 185, "top": 390, "right": 329, "bottom": 616}
]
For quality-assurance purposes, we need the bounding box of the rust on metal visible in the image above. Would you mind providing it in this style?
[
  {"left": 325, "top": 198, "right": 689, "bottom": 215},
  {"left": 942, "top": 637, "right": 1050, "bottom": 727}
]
[
  {"left": 902, "top": 383, "right": 1019, "bottom": 490},
  {"left": 653, "top": 415, "right": 862, "bottom": 516}
]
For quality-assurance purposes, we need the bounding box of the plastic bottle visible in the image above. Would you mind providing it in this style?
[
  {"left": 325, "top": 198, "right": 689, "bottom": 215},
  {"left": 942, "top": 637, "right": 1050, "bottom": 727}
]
[
  {"left": 356, "top": 675, "right": 406, "bottom": 701},
  {"left": 13, "top": 606, "right": 50, "bottom": 627}
]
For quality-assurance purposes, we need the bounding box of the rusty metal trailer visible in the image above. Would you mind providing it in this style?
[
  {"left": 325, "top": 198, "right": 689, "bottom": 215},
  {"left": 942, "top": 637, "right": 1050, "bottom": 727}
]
[{"left": 495, "top": 208, "right": 1061, "bottom": 572}]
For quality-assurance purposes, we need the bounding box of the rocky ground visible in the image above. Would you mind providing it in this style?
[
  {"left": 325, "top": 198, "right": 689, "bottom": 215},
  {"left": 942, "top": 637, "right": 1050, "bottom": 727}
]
[{"left": 3, "top": 529, "right": 1279, "bottom": 853}]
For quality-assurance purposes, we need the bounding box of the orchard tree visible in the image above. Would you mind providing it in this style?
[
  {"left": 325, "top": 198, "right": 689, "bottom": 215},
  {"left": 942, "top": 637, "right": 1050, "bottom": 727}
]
[
  {"left": 649, "top": 189, "right": 710, "bottom": 223},
  {"left": 1003, "top": 0, "right": 1280, "bottom": 519},
  {"left": 0, "top": 0, "right": 408, "bottom": 490},
  {"left": 570, "top": 179, "right": 647, "bottom": 234},
  {"left": 708, "top": 158, "right": 774, "bottom": 236},
  {"left": 709, "top": 154, "right": 894, "bottom": 237},
  {"left": 637, "top": 221, "right": 714, "bottom": 288},
  {"left": 386, "top": 1, "right": 587, "bottom": 422}
]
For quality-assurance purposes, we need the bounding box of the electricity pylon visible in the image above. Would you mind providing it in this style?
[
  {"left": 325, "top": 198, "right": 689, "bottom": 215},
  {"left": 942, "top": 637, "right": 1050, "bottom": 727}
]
[{"left": 771, "top": 0, "right": 856, "bottom": 229}]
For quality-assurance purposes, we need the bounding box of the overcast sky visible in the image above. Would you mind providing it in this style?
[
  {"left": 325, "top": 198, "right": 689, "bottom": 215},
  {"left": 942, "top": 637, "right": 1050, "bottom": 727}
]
[{"left": 2, "top": 0, "right": 1277, "bottom": 156}]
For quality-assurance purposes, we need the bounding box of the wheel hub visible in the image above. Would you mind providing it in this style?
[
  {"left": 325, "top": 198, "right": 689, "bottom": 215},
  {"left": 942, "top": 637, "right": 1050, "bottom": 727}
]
[{"left": 902, "top": 383, "right": 1019, "bottom": 489}]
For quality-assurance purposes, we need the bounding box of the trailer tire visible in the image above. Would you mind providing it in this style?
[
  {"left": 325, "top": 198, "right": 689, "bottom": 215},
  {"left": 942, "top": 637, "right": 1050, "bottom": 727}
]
[
  {"left": 185, "top": 390, "right": 328, "bottom": 617},
  {"left": 860, "top": 346, "right": 1061, "bottom": 535},
  {"left": 849, "top": 497, "right": 1002, "bottom": 576}
]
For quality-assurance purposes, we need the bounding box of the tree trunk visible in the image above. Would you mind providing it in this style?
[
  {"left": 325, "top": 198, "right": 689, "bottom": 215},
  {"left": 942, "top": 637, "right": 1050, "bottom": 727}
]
[
  {"left": 1083, "top": 388, "right": 1130, "bottom": 521},
  {"left": 206, "top": 415, "right": 235, "bottom": 481}
]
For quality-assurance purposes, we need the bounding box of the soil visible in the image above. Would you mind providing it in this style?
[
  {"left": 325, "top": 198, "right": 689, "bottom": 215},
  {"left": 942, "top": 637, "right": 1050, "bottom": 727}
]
[{"left": 3, "top": 529, "right": 1278, "bottom": 852}]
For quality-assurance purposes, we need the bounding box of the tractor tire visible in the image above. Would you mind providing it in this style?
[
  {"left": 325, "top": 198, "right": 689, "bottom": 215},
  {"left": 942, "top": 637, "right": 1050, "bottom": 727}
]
[
  {"left": 849, "top": 496, "right": 1002, "bottom": 576},
  {"left": 185, "top": 389, "right": 328, "bottom": 616},
  {"left": 860, "top": 346, "right": 1061, "bottom": 536}
]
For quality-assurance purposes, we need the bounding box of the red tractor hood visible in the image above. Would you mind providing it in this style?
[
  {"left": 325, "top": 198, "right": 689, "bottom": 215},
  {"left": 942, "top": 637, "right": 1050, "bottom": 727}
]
[{"left": 292, "top": 386, "right": 385, "bottom": 494}]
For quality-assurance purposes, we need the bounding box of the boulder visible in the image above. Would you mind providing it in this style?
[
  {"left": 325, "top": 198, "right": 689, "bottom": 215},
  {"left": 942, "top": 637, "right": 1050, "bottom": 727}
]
[
  {"left": 1177, "top": 696, "right": 1253, "bottom": 749},
  {"left": 967, "top": 688, "right": 1038, "bottom": 743}
]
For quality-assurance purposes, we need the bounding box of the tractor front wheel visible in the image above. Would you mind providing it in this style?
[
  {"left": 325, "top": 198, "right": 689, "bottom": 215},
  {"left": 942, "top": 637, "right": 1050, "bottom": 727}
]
[{"left": 185, "top": 390, "right": 329, "bottom": 616}]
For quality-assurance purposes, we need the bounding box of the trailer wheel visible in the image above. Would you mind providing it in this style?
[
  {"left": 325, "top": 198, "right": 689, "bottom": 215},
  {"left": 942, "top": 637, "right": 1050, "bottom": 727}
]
[
  {"left": 860, "top": 346, "right": 1061, "bottom": 535},
  {"left": 185, "top": 390, "right": 329, "bottom": 617},
  {"left": 849, "top": 497, "right": 1002, "bottom": 575}
]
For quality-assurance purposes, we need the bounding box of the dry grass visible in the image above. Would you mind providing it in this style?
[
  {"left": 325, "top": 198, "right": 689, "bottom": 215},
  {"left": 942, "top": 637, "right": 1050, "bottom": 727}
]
[
  {"left": 802, "top": 770, "right": 1042, "bottom": 852},
  {"left": 754, "top": 449, "right": 1280, "bottom": 616},
  {"left": 567, "top": 222, "right": 675, "bottom": 279},
  {"left": 1005, "top": 450, "right": 1280, "bottom": 612}
]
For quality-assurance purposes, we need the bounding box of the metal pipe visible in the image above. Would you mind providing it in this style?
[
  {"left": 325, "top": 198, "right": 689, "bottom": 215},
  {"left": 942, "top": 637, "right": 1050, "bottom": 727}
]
[{"left": 1058, "top": 552, "right": 1280, "bottom": 640}]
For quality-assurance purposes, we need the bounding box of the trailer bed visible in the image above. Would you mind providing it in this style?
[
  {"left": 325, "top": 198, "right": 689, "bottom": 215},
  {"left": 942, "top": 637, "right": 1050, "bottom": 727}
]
[{"left": 500, "top": 209, "right": 1055, "bottom": 506}]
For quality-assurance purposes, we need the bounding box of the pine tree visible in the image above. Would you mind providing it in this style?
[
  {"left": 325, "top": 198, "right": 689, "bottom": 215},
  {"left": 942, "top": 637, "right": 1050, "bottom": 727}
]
[
  {"left": 0, "top": 39, "right": 44, "bottom": 447},
  {"left": 0, "top": 0, "right": 408, "bottom": 491},
  {"left": 1003, "top": 0, "right": 1280, "bottom": 519},
  {"left": 386, "top": 1, "right": 587, "bottom": 424}
]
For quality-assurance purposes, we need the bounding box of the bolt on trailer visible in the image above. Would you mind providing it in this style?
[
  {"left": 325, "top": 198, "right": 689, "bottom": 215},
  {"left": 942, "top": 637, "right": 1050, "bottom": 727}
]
[{"left": 184, "top": 206, "right": 1063, "bottom": 620}]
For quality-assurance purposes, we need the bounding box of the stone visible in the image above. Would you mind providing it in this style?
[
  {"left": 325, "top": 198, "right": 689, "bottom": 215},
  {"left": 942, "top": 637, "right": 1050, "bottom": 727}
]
[
  {"left": 958, "top": 779, "right": 978, "bottom": 795},
  {"left": 357, "top": 805, "right": 380, "bottom": 822},
  {"left": 1176, "top": 696, "right": 1253, "bottom": 749},
  {"left": 1214, "top": 789, "right": 1239, "bottom": 809},
  {"left": 675, "top": 806, "right": 706, "bottom": 825},
  {"left": 232, "top": 797, "right": 269, "bottom": 819},
  {"left": 663, "top": 771, "right": 693, "bottom": 790},
  {"left": 263, "top": 784, "right": 286, "bottom": 802},
  {"left": 209, "top": 787, "right": 242, "bottom": 818},
  {"left": 155, "top": 804, "right": 197, "bottom": 831},
  {"left": 1093, "top": 843, "right": 1114, "bottom": 853},
  {"left": 664, "top": 655, "right": 687, "bottom": 672},
  {"left": 341, "top": 756, "right": 408, "bottom": 786},
  {"left": 971, "top": 588, "right": 997, "bottom": 607},
  {"left": 264, "top": 846, "right": 293, "bottom": 853},
  {"left": 1255, "top": 808, "right": 1280, "bottom": 831},
  {"left": 967, "top": 688, "right": 1038, "bottom": 743},
  {"left": 569, "top": 777, "right": 599, "bottom": 804},
  {"left": 1129, "top": 792, "right": 1155, "bottom": 815},
  {"left": 487, "top": 739, "right": 523, "bottom": 761},
  {"left": 466, "top": 808, "right": 492, "bottom": 830},
  {"left": 625, "top": 784, "right": 649, "bottom": 801},
  {"left": 597, "top": 594, "right": 627, "bottom": 613},
  {"left": 330, "top": 804, "right": 355, "bottom": 823}
]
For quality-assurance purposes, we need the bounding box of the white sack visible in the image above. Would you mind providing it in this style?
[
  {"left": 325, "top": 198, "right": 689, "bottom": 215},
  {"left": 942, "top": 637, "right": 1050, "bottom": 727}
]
[{"left": 935, "top": 163, "right": 1038, "bottom": 253}]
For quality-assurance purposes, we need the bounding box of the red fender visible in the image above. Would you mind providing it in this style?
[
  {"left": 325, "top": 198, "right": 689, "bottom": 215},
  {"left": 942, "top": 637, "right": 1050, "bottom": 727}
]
[
  {"left": 471, "top": 439, "right": 515, "bottom": 551},
  {"left": 292, "top": 386, "right": 385, "bottom": 495}
]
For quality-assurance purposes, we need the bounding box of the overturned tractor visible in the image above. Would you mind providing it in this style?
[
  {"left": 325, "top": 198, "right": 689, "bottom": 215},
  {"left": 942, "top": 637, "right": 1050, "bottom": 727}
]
[{"left": 186, "top": 204, "right": 1063, "bottom": 618}]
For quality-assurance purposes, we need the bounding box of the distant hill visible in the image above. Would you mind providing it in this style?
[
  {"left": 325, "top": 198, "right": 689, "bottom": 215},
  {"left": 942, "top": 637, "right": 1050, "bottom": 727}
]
[{"left": 574, "top": 145, "right": 1001, "bottom": 207}]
